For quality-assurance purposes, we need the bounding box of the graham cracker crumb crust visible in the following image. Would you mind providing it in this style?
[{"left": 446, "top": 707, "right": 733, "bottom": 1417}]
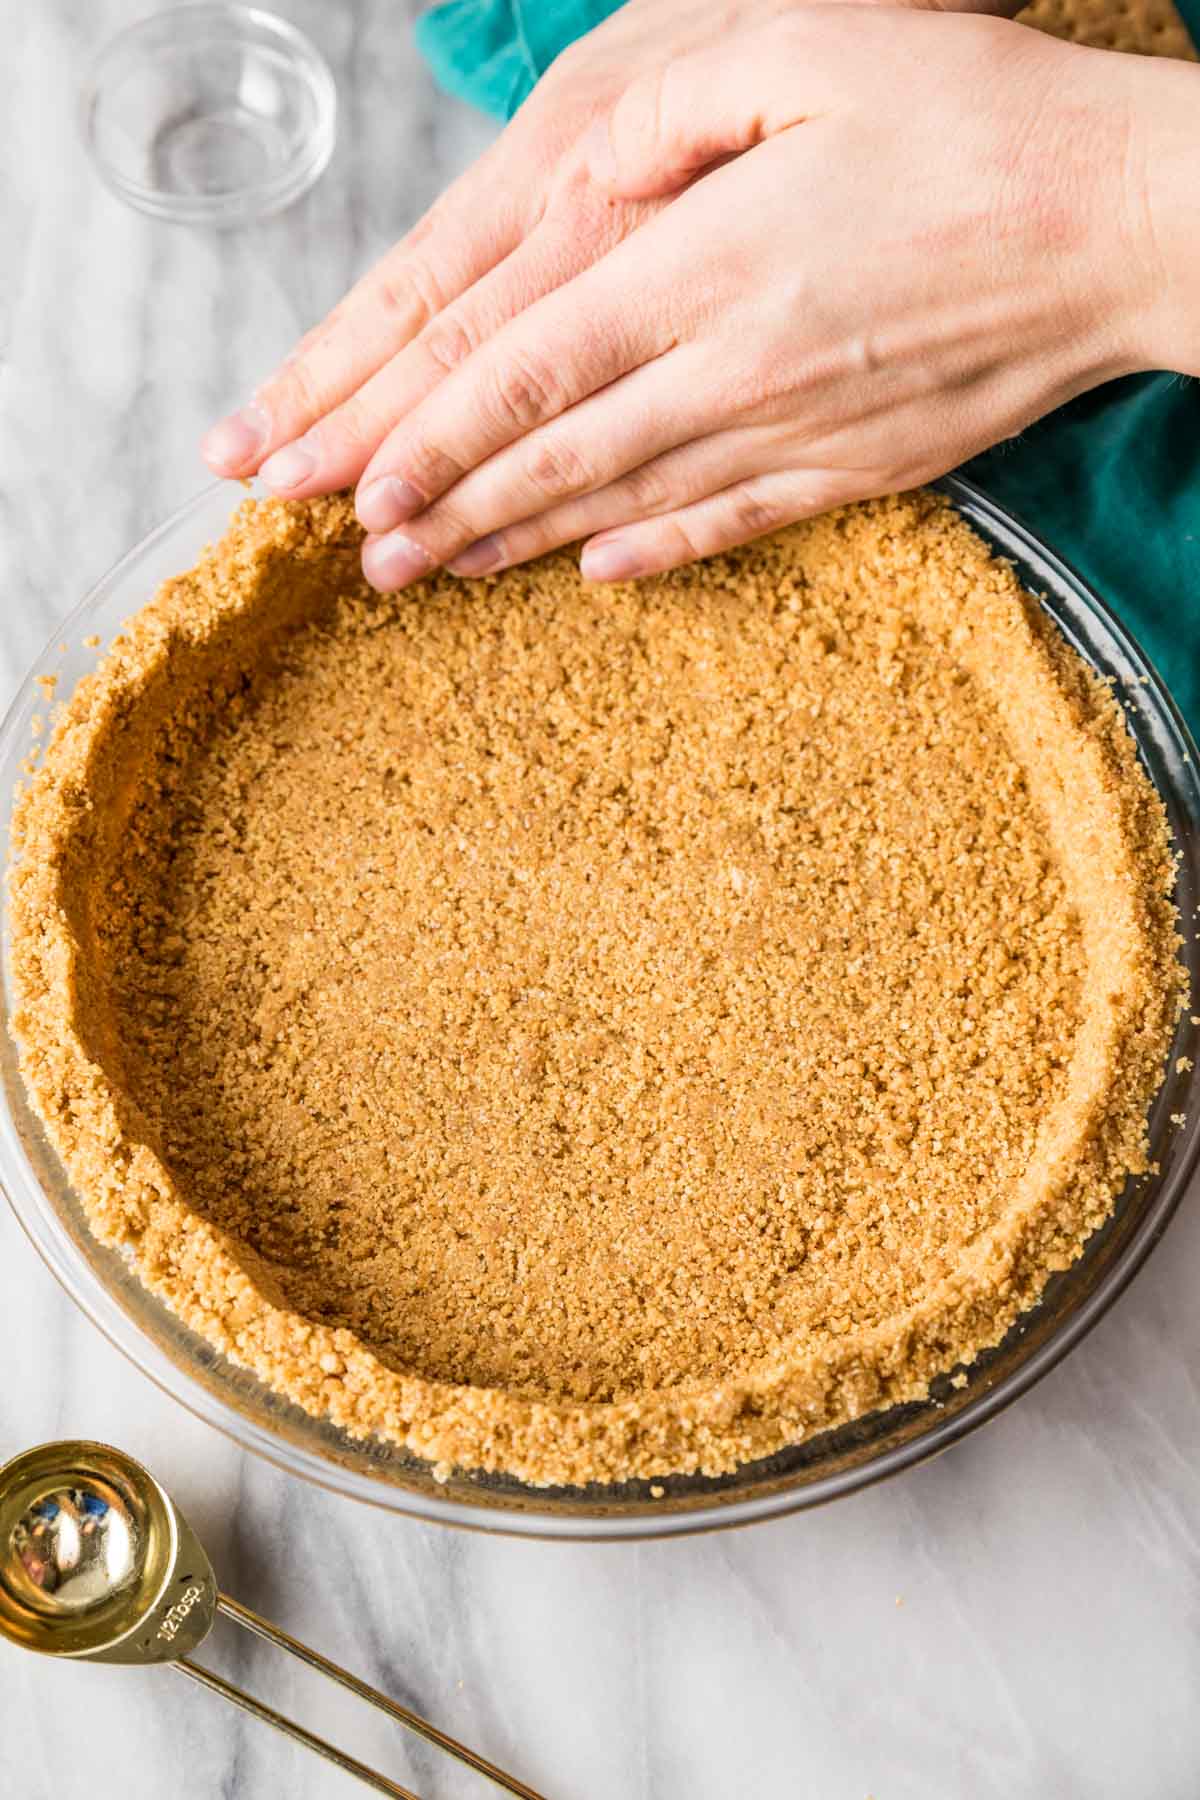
[{"left": 7, "top": 491, "right": 1185, "bottom": 1486}]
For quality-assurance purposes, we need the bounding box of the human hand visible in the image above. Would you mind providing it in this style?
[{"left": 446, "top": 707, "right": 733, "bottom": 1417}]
[
  {"left": 200, "top": 0, "right": 1021, "bottom": 502},
  {"left": 337, "top": 7, "right": 1185, "bottom": 588}
]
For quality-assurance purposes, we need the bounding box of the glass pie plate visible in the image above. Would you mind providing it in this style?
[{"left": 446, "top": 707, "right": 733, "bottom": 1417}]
[{"left": 2, "top": 474, "right": 1199, "bottom": 1540}]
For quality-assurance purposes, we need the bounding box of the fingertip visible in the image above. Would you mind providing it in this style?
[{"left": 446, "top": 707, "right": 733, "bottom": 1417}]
[
  {"left": 448, "top": 533, "right": 504, "bottom": 577},
  {"left": 580, "top": 535, "right": 645, "bottom": 582},
  {"left": 259, "top": 439, "right": 318, "bottom": 493},
  {"left": 200, "top": 402, "right": 270, "bottom": 476},
  {"left": 361, "top": 531, "right": 436, "bottom": 592},
  {"left": 356, "top": 476, "right": 425, "bottom": 534}
]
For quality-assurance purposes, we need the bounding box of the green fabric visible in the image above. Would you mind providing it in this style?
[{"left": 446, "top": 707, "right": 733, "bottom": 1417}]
[
  {"left": 416, "top": 0, "right": 1200, "bottom": 740},
  {"left": 414, "top": 0, "right": 624, "bottom": 116},
  {"left": 969, "top": 376, "right": 1200, "bottom": 735}
]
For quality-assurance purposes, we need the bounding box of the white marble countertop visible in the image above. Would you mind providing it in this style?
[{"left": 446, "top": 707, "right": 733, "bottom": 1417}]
[{"left": 4, "top": 4, "right": 1200, "bottom": 1796}]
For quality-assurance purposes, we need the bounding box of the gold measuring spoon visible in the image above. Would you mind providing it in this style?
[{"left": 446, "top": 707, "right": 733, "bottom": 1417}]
[{"left": 0, "top": 1440, "right": 548, "bottom": 1800}]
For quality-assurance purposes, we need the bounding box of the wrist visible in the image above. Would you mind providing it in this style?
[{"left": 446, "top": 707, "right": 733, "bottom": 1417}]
[{"left": 1129, "top": 57, "right": 1200, "bottom": 376}]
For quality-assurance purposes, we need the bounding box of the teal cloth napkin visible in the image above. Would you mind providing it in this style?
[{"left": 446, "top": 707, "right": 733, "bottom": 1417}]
[
  {"left": 415, "top": 0, "right": 617, "bottom": 118},
  {"left": 416, "top": 0, "right": 1200, "bottom": 739}
]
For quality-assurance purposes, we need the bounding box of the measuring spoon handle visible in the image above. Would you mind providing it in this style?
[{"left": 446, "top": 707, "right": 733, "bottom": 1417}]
[
  {"left": 175, "top": 1657, "right": 423, "bottom": 1800},
  {"left": 216, "top": 1591, "right": 550, "bottom": 1800}
]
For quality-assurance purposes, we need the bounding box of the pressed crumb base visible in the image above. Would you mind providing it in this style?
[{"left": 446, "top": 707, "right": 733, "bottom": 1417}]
[{"left": 8, "top": 491, "right": 1184, "bottom": 1485}]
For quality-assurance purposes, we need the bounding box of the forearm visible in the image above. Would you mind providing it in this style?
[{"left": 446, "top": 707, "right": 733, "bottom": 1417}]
[{"left": 1137, "top": 56, "right": 1200, "bottom": 376}]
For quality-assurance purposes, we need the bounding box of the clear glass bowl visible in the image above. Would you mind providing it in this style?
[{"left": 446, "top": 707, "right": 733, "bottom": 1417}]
[
  {"left": 80, "top": 5, "right": 337, "bottom": 227},
  {"left": 3, "top": 476, "right": 1199, "bottom": 1540}
]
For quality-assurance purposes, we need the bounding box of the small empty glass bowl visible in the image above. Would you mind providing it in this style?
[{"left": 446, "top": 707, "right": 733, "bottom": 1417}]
[{"left": 80, "top": 4, "right": 337, "bottom": 227}]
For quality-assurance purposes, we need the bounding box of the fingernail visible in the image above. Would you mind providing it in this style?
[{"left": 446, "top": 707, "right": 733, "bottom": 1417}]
[
  {"left": 201, "top": 402, "right": 269, "bottom": 474},
  {"left": 357, "top": 476, "right": 424, "bottom": 533},
  {"left": 449, "top": 534, "right": 504, "bottom": 577},
  {"left": 260, "top": 438, "right": 318, "bottom": 491},
  {"left": 362, "top": 532, "right": 436, "bottom": 591},
  {"left": 581, "top": 536, "right": 644, "bottom": 582}
]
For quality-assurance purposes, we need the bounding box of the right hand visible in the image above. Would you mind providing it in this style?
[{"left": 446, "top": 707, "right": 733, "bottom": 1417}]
[{"left": 200, "top": 0, "right": 1022, "bottom": 510}]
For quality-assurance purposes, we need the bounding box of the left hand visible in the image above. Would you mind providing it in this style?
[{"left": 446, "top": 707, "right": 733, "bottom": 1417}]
[{"left": 346, "top": 7, "right": 1176, "bottom": 589}]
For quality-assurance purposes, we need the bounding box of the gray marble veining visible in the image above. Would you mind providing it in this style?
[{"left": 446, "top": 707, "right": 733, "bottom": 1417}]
[{"left": 4, "top": 3, "right": 1200, "bottom": 1796}]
